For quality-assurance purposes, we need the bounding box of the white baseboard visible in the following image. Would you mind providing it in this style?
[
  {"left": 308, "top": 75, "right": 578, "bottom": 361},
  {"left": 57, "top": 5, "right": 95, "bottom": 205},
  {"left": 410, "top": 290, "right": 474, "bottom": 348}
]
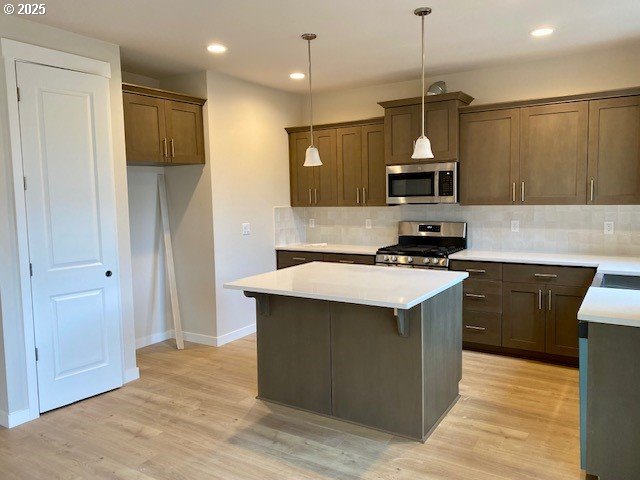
[
  {"left": 123, "top": 367, "right": 140, "bottom": 383},
  {"left": 135, "top": 330, "right": 173, "bottom": 349},
  {"left": 0, "top": 408, "right": 37, "bottom": 428},
  {"left": 134, "top": 324, "right": 256, "bottom": 349}
]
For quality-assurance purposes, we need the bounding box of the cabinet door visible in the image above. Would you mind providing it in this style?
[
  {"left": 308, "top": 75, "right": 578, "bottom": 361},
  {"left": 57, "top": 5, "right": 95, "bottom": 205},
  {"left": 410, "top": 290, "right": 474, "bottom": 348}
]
[
  {"left": 384, "top": 105, "right": 420, "bottom": 165},
  {"left": 545, "top": 285, "right": 586, "bottom": 357},
  {"left": 520, "top": 102, "right": 588, "bottom": 204},
  {"left": 424, "top": 100, "right": 459, "bottom": 161},
  {"left": 588, "top": 96, "right": 640, "bottom": 205},
  {"left": 164, "top": 100, "right": 205, "bottom": 165},
  {"left": 336, "top": 127, "right": 363, "bottom": 206},
  {"left": 312, "top": 129, "right": 338, "bottom": 206},
  {"left": 502, "top": 282, "right": 546, "bottom": 352},
  {"left": 289, "top": 132, "right": 315, "bottom": 206},
  {"left": 361, "top": 123, "right": 386, "bottom": 206},
  {"left": 460, "top": 109, "right": 520, "bottom": 205},
  {"left": 123, "top": 93, "right": 167, "bottom": 165}
]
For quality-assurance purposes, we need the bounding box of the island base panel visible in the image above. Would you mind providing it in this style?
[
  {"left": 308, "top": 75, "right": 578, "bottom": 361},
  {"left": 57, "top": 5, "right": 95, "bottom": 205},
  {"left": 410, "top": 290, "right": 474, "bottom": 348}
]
[{"left": 252, "top": 286, "right": 462, "bottom": 441}]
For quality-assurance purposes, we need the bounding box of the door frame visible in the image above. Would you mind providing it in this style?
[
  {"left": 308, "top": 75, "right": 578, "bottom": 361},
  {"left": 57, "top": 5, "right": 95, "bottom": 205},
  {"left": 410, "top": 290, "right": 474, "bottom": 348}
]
[{"left": 1, "top": 38, "right": 117, "bottom": 426}]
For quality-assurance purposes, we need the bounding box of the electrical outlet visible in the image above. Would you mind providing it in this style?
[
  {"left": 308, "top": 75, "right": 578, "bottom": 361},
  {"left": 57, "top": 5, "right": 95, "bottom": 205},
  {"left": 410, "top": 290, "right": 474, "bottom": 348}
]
[
  {"left": 365, "top": 219, "right": 372, "bottom": 229},
  {"left": 242, "top": 223, "right": 251, "bottom": 236},
  {"left": 309, "top": 218, "right": 315, "bottom": 228},
  {"left": 604, "top": 221, "right": 614, "bottom": 235},
  {"left": 511, "top": 220, "right": 520, "bottom": 233}
]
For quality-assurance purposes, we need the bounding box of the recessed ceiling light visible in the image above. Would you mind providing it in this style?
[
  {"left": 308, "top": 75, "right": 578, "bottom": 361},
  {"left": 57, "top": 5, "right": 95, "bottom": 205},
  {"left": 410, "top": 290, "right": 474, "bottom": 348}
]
[
  {"left": 530, "top": 27, "right": 554, "bottom": 37},
  {"left": 289, "top": 72, "right": 305, "bottom": 80},
  {"left": 207, "top": 43, "right": 227, "bottom": 54}
]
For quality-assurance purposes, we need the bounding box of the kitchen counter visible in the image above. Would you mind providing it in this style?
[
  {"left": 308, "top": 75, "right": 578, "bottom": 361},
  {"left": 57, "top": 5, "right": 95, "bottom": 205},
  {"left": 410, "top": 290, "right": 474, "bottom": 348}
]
[
  {"left": 275, "top": 243, "right": 379, "bottom": 256},
  {"left": 578, "top": 287, "right": 640, "bottom": 328},
  {"left": 225, "top": 261, "right": 468, "bottom": 309}
]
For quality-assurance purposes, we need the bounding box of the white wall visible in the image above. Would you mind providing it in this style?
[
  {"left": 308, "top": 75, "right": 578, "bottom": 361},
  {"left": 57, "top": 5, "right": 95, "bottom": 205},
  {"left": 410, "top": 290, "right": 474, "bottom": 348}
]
[
  {"left": 207, "top": 71, "right": 302, "bottom": 341},
  {"left": 306, "top": 40, "right": 640, "bottom": 123},
  {"left": 0, "top": 16, "right": 138, "bottom": 424}
]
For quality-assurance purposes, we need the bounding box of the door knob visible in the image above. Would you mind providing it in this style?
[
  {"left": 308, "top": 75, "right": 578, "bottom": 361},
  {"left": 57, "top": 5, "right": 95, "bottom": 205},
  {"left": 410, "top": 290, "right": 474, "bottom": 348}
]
[{"left": 105, "top": 270, "right": 113, "bottom": 277}]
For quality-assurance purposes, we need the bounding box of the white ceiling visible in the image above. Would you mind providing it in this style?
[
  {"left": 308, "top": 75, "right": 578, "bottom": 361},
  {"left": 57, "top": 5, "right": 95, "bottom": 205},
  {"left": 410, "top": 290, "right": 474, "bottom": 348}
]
[{"left": 29, "top": 0, "right": 640, "bottom": 92}]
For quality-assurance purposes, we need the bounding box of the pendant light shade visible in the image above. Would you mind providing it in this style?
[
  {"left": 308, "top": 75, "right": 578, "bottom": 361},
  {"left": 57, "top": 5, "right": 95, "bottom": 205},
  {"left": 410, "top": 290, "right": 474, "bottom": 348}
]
[
  {"left": 304, "top": 146, "right": 322, "bottom": 167},
  {"left": 412, "top": 7, "right": 435, "bottom": 160},
  {"left": 301, "top": 33, "right": 322, "bottom": 167},
  {"left": 412, "top": 136, "right": 434, "bottom": 159}
]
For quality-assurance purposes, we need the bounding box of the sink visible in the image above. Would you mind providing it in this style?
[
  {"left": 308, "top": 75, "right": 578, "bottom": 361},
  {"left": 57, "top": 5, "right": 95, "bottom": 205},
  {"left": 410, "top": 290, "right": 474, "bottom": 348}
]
[{"left": 600, "top": 274, "right": 640, "bottom": 290}]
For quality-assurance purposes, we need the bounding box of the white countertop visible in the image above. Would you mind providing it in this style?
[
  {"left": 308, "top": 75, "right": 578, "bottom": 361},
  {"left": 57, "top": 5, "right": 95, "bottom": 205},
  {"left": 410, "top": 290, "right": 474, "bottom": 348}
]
[
  {"left": 224, "top": 262, "right": 468, "bottom": 310},
  {"left": 276, "top": 243, "right": 379, "bottom": 256},
  {"left": 449, "top": 250, "right": 640, "bottom": 275},
  {"left": 578, "top": 287, "right": 640, "bottom": 328}
]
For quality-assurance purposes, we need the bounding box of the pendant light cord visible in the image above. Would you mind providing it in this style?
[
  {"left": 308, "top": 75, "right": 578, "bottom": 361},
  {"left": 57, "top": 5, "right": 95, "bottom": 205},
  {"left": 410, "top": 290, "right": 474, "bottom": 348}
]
[
  {"left": 307, "top": 38, "right": 314, "bottom": 146},
  {"left": 420, "top": 13, "right": 425, "bottom": 137}
]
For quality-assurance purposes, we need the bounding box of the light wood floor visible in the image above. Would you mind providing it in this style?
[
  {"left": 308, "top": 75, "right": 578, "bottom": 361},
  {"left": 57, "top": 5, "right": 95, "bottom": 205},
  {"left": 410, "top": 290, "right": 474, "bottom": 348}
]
[{"left": 0, "top": 336, "right": 585, "bottom": 479}]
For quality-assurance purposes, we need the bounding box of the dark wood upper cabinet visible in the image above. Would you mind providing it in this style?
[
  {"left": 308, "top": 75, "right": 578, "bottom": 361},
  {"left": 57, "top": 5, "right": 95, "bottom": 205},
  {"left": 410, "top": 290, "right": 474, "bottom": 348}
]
[
  {"left": 588, "top": 95, "right": 640, "bottom": 205},
  {"left": 122, "top": 83, "right": 206, "bottom": 166},
  {"left": 287, "top": 119, "right": 384, "bottom": 207},
  {"left": 502, "top": 282, "right": 546, "bottom": 353},
  {"left": 289, "top": 131, "right": 315, "bottom": 206},
  {"left": 545, "top": 285, "right": 587, "bottom": 357},
  {"left": 460, "top": 109, "right": 520, "bottom": 205},
  {"left": 164, "top": 101, "right": 205, "bottom": 165},
  {"left": 520, "top": 102, "right": 589, "bottom": 205},
  {"left": 379, "top": 92, "right": 473, "bottom": 165},
  {"left": 361, "top": 123, "right": 386, "bottom": 206},
  {"left": 123, "top": 92, "right": 167, "bottom": 165}
]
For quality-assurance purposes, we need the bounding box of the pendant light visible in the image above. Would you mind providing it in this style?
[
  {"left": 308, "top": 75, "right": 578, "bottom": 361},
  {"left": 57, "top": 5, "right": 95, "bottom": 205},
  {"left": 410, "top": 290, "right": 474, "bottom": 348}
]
[
  {"left": 412, "top": 7, "right": 434, "bottom": 159},
  {"left": 302, "top": 33, "right": 322, "bottom": 167}
]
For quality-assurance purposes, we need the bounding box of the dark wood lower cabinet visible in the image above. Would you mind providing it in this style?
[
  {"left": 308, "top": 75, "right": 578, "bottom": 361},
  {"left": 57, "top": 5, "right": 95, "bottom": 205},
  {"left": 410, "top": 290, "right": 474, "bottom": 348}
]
[
  {"left": 546, "top": 285, "right": 587, "bottom": 356},
  {"left": 502, "top": 282, "right": 547, "bottom": 353},
  {"left": 276, "top": 250, "right": 375, "bottom": 269}
]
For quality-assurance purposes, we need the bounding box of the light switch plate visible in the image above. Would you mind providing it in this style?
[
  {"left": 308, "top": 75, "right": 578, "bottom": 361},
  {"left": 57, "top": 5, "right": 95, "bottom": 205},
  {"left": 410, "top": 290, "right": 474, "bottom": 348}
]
[
  {"left": 242, "top": 223, "right": 251, "bottom": 236},
  {"left": 309, "top": 218, "right": 315, "bottom": 228},
  {"left": 511, "top": 220, "right": 520, "bottom": 233},
  {"left": 604, "top": 221, "right": 614, "bottom": 235},
  {"left": 365, "top": 219, "right": 372, "bottom": 229}
]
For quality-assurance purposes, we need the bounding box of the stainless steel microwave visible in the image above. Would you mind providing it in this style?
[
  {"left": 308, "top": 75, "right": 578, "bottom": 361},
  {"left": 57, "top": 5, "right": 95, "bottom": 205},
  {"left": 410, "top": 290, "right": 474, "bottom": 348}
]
[{"left": 386, "top": 162, "right": 458, "bottom": 204}]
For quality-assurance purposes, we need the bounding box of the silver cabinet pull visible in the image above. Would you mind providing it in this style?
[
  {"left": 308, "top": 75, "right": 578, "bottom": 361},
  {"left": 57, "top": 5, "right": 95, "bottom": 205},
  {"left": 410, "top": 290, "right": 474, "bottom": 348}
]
[
  {"left": 534, "top": 273, "right": 558, "bottom": 278},
  {"left": 512, "top": 182, "right": 516, "bottom": 203},
  {"left": 538, "top": 289, "right": 542, "bottom": 310},
  {"left": 170, "top": 138, "right": 175, "bottom": 158},
  {"left": 521, "top": 181, "right": 525, "bottom": 203},
  {"left": 356, "top": 188, "right": 360, "bottom": 204},
  {"left": 465, "top": 325, "right": 486, "bottom": 331},
  {"left": 465, "top": 293, "right": 486, "bottom": 299},
  {"left": 314, "top": 188, "right": 318, "bottom": 204},
  {"left": 548, "top": 289, "right": 552, "bottom": 311},
  {"left": 308, "top": 188, "right": 312, "bottom": 205},
  {"left": 162, "top": 138, "right": 168, "bottom": 160},
  {"left": 590, "top": 179, "right": 595, "bottom": 203},
  {"left": 292, "top": 257, "right": 307, "bottom": 261},
  {"left": 465, "top": 269, "right": 486, "bottom": 274},
  {"left": 339, "top": 260, "right": 355, "bottom": 264},
  {"left": 362, "top": 187, "right": 367, "bottom": 205}
]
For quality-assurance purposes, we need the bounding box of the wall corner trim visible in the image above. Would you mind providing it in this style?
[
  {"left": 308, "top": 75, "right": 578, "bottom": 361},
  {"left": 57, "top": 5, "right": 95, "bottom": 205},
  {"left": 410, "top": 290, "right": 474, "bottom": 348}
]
[
  {"left": 134, "top": 324, "right": 256, "bottom": 350},
  {"left": 124, "top": 368, "right": 140, "bottom": 384},
  {"left": 0, "top": 407, "right": 37, "bottom": 429}
]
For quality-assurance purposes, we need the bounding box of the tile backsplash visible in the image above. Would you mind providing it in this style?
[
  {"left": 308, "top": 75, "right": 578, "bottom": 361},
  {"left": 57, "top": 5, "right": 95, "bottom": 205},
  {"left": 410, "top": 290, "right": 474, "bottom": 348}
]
[{"left": 275, "top": 205, "right": 640, "bottom": 256}]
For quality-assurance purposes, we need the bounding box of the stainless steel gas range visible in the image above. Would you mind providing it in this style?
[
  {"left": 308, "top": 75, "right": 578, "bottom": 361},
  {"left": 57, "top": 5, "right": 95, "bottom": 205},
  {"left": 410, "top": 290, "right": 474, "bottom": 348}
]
[{"left": 376, "top": 221, "right": 467, "bottom": 270}]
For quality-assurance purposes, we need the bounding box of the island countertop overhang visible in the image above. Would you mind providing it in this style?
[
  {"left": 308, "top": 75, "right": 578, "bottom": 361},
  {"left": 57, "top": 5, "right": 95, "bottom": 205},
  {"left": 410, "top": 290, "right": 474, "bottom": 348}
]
[{"left": 224, "top": 262, "right": 469, "bottom": 310}]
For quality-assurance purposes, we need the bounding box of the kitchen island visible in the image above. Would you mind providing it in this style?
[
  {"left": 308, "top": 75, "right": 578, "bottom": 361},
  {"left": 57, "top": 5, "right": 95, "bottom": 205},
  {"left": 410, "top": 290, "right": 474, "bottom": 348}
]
[{"left": 225, "top": 262, "right": 468, "bottom": 441}]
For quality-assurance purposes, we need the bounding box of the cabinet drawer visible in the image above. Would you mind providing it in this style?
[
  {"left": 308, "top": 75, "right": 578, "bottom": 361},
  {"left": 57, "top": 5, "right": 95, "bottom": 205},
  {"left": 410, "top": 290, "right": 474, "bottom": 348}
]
[
  {"left": 450, "top": 260, "right": 502, "bottom": 280},
  {"left": 277, "top": 251, "right": 324, "bottom": 269},
  {"left": 462, "top": 311, "right": 502, "bottom": 346},
  {"left": 503, "top": 264, "right": 595, "bottom": 287},
  {"left": 323, "top": 253, "right": 375, "bottom": 265},
  {"left": 463, "top": 279, "right": 502, "bottom": 313}
]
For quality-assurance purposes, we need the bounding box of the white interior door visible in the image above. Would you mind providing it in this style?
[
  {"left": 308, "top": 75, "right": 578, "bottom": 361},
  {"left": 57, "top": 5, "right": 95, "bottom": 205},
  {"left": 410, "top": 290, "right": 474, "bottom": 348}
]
[{"left": 16, "top": 61, "right": 123, "bottom": 413}]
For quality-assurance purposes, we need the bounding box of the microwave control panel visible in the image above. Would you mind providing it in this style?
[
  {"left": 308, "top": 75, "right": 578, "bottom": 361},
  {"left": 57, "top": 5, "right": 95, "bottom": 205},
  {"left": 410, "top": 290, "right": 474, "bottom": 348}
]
[{"left": 438, "top": 170, "right": 455, "bottom": 196}]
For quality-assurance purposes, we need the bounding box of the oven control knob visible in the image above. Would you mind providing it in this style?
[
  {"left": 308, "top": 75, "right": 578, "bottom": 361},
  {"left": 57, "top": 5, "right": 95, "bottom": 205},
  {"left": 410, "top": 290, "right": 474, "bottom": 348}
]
[
  {"left": 383, "top": 255, "right": 389, "bottom": 261},
  {"left": 391, "top": 256, "right": 397, "bottom": 262},
  {"left": 431, "top": 258, "right": 439, "bottom": 264},
  {"left": 406, "top": 257, "right": 413, "bottom": 263}
]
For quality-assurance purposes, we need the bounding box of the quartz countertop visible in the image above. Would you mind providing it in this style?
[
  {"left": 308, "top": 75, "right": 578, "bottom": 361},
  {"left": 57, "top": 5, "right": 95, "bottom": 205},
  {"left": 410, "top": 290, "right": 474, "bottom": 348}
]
[
  {"left": 275, "top": 243, "right": 379, "bottom": 256},
  {"left": 578, "top": 287, "right": 640, "bottom": 328},
  {"left": 224, "top": 262, "right": 468, "bottom": 310}
]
